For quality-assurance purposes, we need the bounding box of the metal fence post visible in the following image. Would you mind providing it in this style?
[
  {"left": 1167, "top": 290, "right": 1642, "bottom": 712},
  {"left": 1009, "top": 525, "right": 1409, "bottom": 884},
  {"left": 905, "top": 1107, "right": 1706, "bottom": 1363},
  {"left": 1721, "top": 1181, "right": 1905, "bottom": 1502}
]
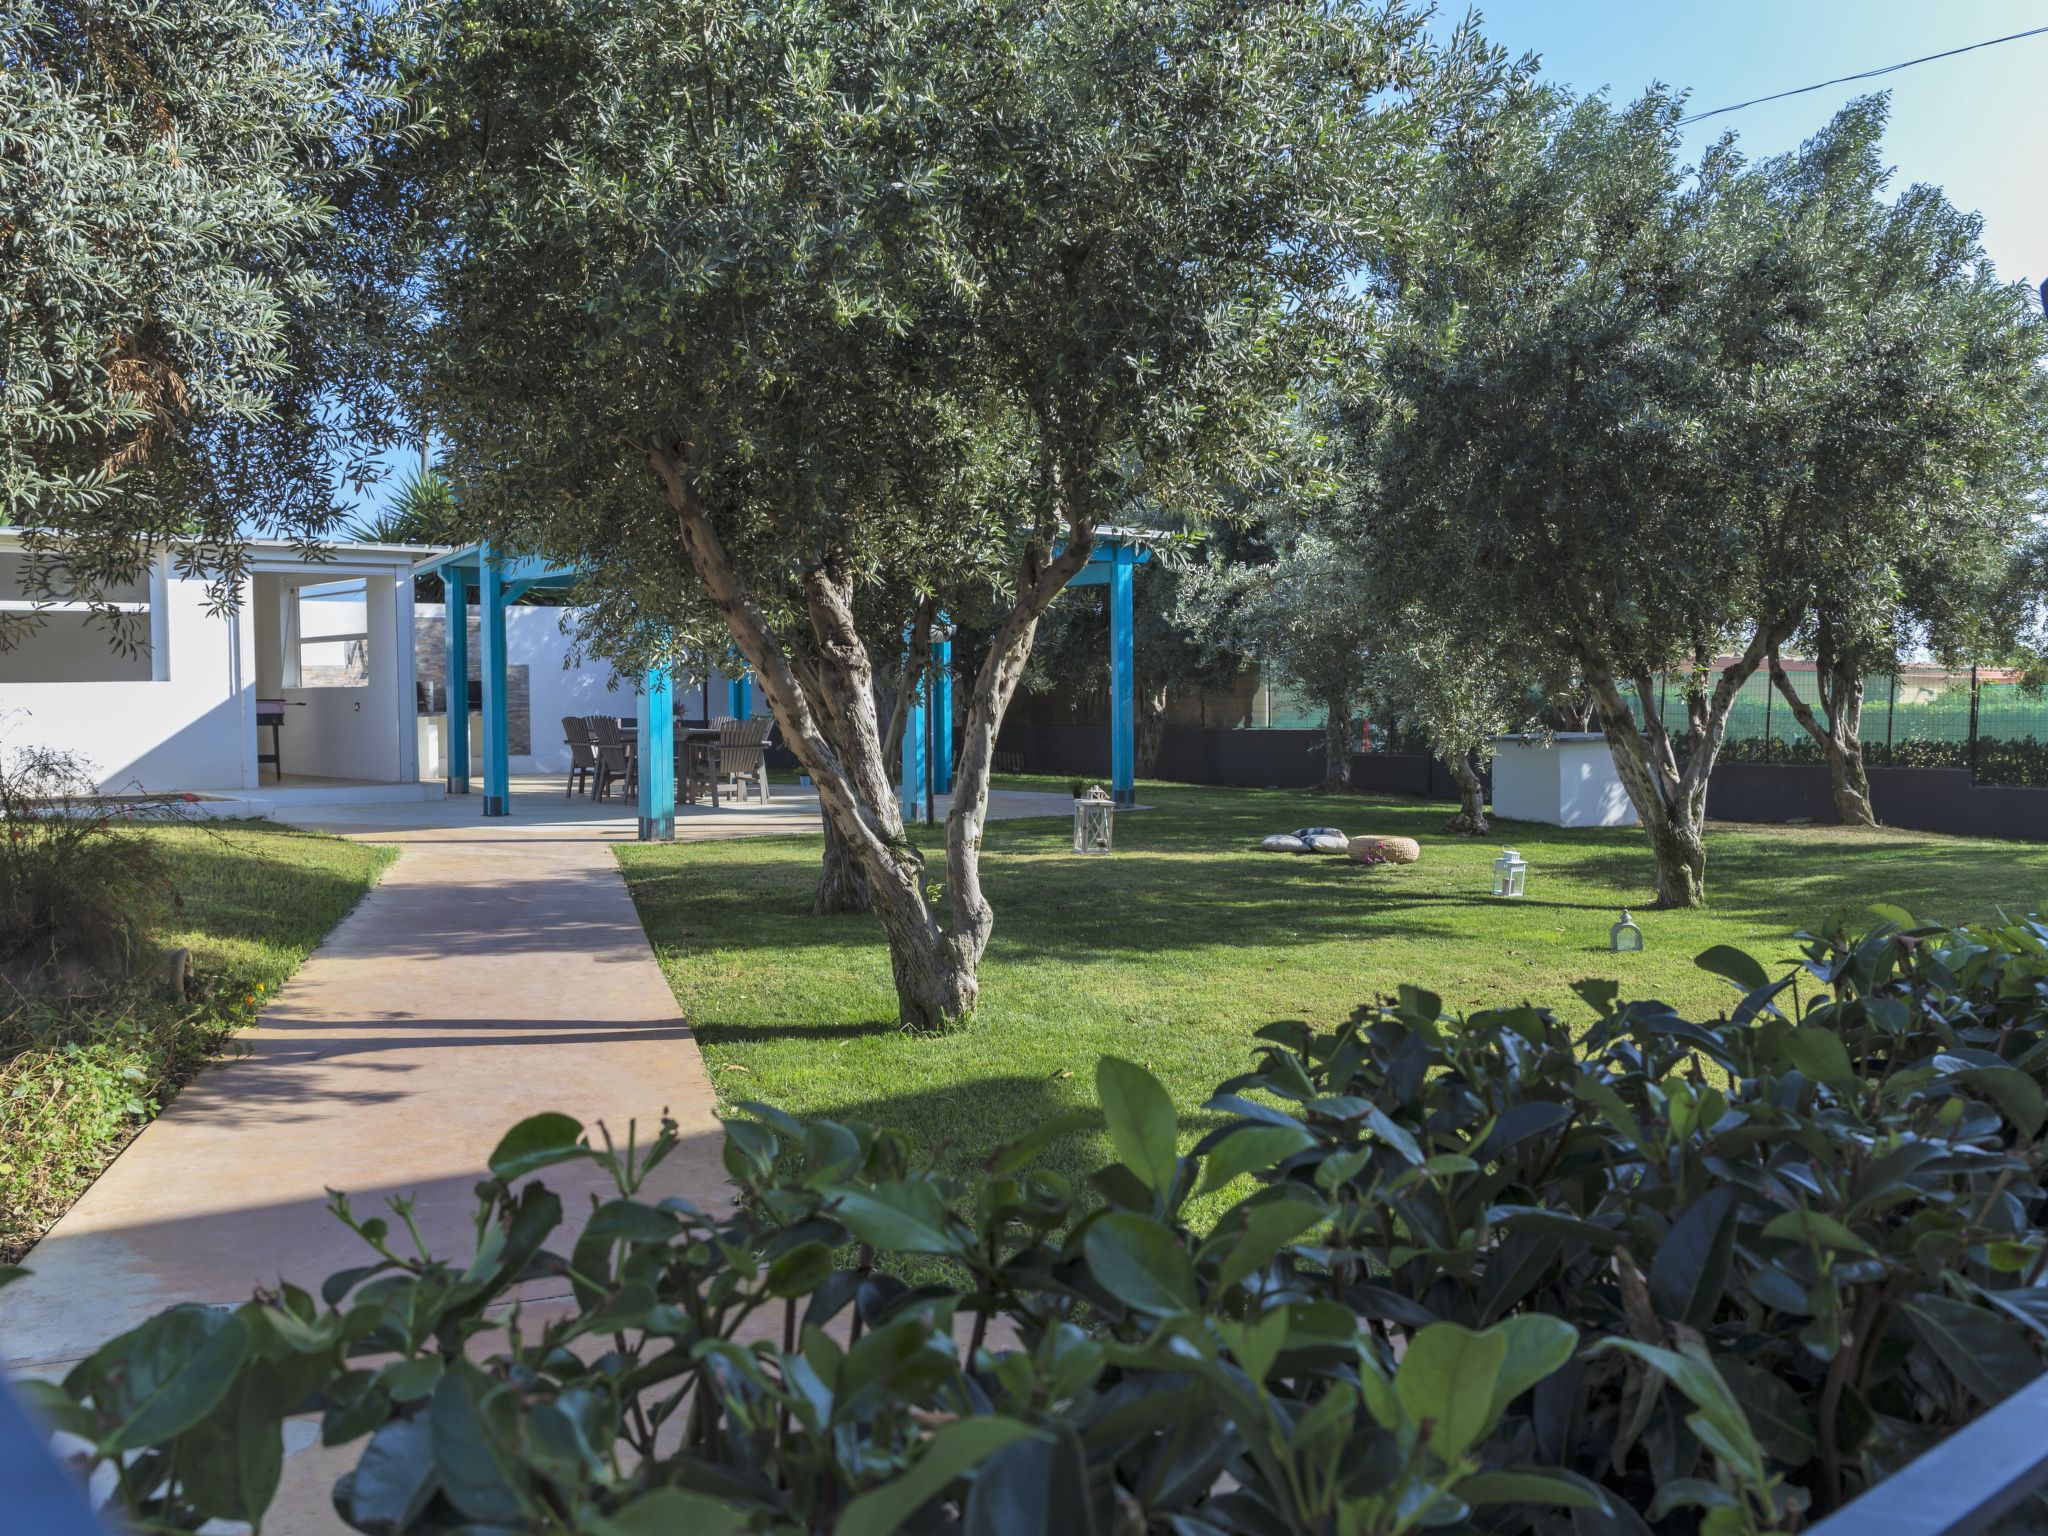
[
  {"left": 1969, "top": 664, "right": 1981, "bottom": 777},
  {"left": 1886, "top": 672, "right": 1896, "bottom": 749},
  {"left": 1763, "top": 676, "right": 1773, "bottom": 749}
]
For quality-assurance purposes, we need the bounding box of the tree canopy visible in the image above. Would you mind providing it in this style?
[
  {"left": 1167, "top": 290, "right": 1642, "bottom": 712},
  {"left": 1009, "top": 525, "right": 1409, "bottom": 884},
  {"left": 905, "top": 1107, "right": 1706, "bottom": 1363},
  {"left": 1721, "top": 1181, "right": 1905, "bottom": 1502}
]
[
  {"left": 0, "top": 0, "right": 416, "bottom": 636},
  {"left": 1374, "top": 89, "right": 2048, "bottom": 903},
  {"left": 406, "top": 0, "right": 1502, "bottom": 1023}
]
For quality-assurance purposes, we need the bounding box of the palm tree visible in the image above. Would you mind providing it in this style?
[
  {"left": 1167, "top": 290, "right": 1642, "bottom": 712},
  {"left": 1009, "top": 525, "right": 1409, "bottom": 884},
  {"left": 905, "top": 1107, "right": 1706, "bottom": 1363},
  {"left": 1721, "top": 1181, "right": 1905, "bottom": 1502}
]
[{"left": 346, "top": 470, "right": 462, "bottom": 546}]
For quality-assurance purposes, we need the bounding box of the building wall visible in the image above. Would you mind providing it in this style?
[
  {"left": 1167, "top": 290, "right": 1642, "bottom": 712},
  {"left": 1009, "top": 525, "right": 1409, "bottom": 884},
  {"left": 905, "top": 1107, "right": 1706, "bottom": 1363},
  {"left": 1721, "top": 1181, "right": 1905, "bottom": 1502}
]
[
  {"left": 0, "top": 571, "right": 252, "bottom": 791},
  {"left": 413, "top": 607, "right": 672, "bottom": 774},
  {"left": 286, "top": 578, "right": 406, "bottom": 781}
]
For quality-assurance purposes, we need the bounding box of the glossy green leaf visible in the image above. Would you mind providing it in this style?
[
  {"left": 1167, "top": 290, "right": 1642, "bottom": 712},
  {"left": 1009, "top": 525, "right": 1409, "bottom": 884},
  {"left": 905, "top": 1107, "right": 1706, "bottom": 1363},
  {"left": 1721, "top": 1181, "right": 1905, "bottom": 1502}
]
[
  {"left": 839, "top": 1418, "right": 1044, "bottom": 1536},
  {"left": 1096, "top": 1056, "right": 1179, "bottom": 1193},
  {"left": 830, "top": 1182, "right": 962, "bottom": 1256},
  {"left": 593, "top": 1488, "right": 749, "bottom": 1535},
  {"left": 1395, "top": 1322, "right": 1508, "bottom": 1459},
  {"left": 487, "top": 1112, "right": 589, "bottom": 1180},
  {"left": 1905, "top": 1296, "right": 2039, "bottom": 1408},
  {"left": 430, "top": 1361, "right": 531, "bottom": 1523},
  {"left": 71, "top": 1307, "right": 253, "bottom": 1451},
  {"left": 963, "top": 1420, "right": 1098, "bottom": 1536},
  {"left": 1197, "top": 1122, "right": 1315, "bottom": 1196},
  {"left": 340, "top": 1417, "right": 439, "bottom": 1533},
  {"left": 1083, "top": 1212, "right": 1199, "bottom": 1315},
  {"left": 1650, "top": 1186, "right": 1738, "bottom": 1331},
  {"left": 987, "top": 1109, "right": 1101, "bottom": 1176},
  {"left": 1695, "top": 945, "right": 1769, "bottom": 992}
]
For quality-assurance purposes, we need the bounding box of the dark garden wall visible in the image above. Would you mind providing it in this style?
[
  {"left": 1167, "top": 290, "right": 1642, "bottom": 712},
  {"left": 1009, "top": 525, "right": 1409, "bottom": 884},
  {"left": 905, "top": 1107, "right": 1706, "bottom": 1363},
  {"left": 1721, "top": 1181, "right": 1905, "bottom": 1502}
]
[
  {"left": 1707, "top": 763, "right": 2048, "bottom": 841},
  {"left": 993, "top": 722, "right": 2048, "bottom": 840},
  {"left": 994, "top": 723, "right": 1472, "bottom": 800},
  {"left": 997, "top": 722, "right": 1331, "bottom": 789}
]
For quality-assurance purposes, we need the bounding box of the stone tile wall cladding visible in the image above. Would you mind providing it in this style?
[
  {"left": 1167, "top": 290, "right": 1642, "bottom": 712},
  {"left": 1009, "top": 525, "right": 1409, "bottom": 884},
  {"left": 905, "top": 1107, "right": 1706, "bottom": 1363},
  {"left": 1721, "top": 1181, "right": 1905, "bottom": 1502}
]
[{"left": 414, "top": 613, "right": 530, "bottom": 755}]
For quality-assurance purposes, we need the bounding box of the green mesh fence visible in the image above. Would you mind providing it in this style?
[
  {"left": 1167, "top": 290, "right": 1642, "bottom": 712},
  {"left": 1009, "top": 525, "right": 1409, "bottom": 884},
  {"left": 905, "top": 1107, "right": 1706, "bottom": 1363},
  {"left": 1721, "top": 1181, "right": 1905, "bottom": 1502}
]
[
  {"left": 1626, "top": 667, "right": 2048, "bottom": 784},
  {"left": 1239, "top": 664, "right": 2048, "bottom": 786}
]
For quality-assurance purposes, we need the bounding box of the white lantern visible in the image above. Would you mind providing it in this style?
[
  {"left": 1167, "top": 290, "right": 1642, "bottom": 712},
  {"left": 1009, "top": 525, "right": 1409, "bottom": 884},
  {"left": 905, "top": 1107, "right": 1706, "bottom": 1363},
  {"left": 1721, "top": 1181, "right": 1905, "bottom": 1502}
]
[
  {"left": 1491, "top": 847, "right": 1527, "bottom": 898},
  {"left": 1073, "top": 784, "right": 1115, "bottom": 854},
  {"left": 1610, "top": 910, "right": 1644, "bottom": 952}
]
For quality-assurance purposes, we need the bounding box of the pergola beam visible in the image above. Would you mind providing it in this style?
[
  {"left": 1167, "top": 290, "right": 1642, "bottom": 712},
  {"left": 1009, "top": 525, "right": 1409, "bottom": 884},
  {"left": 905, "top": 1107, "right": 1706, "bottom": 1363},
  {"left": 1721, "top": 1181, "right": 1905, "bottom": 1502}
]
[{"left": 416, "top": 543, "right": 685, "bottom": 839}]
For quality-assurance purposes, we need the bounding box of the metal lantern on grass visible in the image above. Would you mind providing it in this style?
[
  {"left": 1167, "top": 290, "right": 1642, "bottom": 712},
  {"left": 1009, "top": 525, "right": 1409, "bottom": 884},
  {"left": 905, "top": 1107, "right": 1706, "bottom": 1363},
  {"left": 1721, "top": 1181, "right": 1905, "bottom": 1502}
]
[
  {"left": 1610, "top": 910, "right": 1644, "bottom": 952},
  {"left": 1073, "top": 784, "right": 1115, "bottom": 855},
  {"left": 1491, "top": 847, "right": 1527, "bottom": 899}
]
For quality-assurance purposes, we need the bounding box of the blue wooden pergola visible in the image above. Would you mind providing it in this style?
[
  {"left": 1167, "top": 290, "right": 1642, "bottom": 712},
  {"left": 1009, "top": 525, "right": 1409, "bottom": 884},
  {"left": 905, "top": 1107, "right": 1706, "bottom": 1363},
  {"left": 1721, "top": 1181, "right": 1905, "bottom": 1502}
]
[
  {"left": 416, "top": 530, "right": 1149, "bottom": 839},
  {"left": 894, "top": 533, "right": 1150, "bottom": 812}
]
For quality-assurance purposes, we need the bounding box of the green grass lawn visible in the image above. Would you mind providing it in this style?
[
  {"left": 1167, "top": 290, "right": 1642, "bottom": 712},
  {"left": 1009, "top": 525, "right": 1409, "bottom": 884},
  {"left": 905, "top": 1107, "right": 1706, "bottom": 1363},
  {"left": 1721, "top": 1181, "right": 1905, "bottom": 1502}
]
[
  {"left": 616, "top": 779, "right": 2048, "bottom": 1196},
  {"left": 0, "top": 820, "right": 392, "bottom": 1260}
]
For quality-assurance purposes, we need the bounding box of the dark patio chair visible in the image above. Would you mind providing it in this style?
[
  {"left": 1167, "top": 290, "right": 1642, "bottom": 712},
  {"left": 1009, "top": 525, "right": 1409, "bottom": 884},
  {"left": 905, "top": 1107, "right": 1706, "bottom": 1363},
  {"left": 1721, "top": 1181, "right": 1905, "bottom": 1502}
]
[
  {"left": 718, "top": 717, "right": 774, "bottom": 803},
  {"left": 587, "top": 715, "right": 634, "bottom": 800},
  {"left": 678, "top": 727, "right": 721, "bottom": 809},
  {"left": 562, "top": 716, "right": 599, "bottom": 798}
]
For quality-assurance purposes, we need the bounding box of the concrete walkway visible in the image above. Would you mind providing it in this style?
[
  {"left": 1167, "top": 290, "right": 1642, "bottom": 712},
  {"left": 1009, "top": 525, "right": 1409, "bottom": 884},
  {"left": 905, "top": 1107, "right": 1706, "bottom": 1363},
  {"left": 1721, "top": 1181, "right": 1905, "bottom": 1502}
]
[
  {"left": 2, "top": 783, "right": 740, "bottom": 1371},
  {"left": 1, "top": 777, "right": 1082, "bottom": 1370},
  {"left": 0, "top": 776, "right": 1087, "bottom": 1532}
]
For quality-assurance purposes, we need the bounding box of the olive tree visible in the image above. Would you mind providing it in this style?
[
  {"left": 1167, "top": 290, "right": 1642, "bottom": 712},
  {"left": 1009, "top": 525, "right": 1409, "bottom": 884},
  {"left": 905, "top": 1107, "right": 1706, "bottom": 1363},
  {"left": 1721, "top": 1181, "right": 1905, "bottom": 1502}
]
[
  {"left": 0, "top": 0, "right": 415, "bottom": 635},
  {"left": 413, "top": 0, "right": 1496, "bottom": 1025},
  {"left": 1377, "top": 90, "right": 2047, "bottom": 904},
  {"left": 1754, "top": 106, "right": 2048, "bottom": 826},
  {"left": 1176, "top": 513, "right": 1377, "bottom": 791}
]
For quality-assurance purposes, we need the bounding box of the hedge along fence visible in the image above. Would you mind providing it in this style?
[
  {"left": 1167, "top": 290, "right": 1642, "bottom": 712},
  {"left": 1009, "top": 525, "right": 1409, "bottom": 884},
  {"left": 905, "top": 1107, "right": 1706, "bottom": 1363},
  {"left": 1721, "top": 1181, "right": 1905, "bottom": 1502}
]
[{"left": 20, "top": 913, "right": 2048, "bottom": 1534}]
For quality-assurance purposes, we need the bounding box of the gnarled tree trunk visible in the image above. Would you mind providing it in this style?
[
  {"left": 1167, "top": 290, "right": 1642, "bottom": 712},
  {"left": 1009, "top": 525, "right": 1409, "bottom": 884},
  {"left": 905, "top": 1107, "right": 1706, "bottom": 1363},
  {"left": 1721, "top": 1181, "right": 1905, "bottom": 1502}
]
[
  {"left": 1767, "top": 633, "right": 1877, "bottom": 827},
  {"left": 1582, "top": 624, "right": 1788, "bottom": 908},
  {"left": 812, "top": 816, "right": 869, "bottom": 915},
  {"left": 1136, "top": 682, "right": 1169, "bottom": 778},
  {"left": 1441, "top": 750, "right": 1487, "bottom": 834},
  {"left": 648, "top": 439, "right": 1091, "bottom": 1030},
  {"left": 1320, "top": 692, "right": 1353, "bottom": 791}
]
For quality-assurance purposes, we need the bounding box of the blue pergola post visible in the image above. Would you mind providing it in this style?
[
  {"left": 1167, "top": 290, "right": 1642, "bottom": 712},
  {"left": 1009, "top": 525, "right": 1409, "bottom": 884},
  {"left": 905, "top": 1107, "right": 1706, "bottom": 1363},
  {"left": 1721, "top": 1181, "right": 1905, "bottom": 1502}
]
[
  {"left": 478, "top": 543, "right": 511, "bottom": 816},
  {"left": 1060, "top": 535, "right": 1149, "bottom": 805},
  {"left": 637, "top": 666, "right": 675, "bottom": 840},
  {"left": 899, "top": 683, "right": 926, "bottom": 820},
  {"left": 728, "top": 676, "right": 751, "bottom": 719},
  {"left": 932, "top": 629, "right": 954, "bottom": 794},
  {"left": 1109, "top": 543, "right": 1136, "bottom": 806},
  {"left": 444, "top": 567, "right": 470, "bottom": 794}
]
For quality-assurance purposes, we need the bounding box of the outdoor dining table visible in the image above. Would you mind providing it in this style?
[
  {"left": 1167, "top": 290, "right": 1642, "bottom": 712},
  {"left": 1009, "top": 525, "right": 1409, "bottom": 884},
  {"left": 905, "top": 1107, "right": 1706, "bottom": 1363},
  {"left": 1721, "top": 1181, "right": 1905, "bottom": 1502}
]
[{"left": 616, "top": 720, "right": 722, "bottom": 808}]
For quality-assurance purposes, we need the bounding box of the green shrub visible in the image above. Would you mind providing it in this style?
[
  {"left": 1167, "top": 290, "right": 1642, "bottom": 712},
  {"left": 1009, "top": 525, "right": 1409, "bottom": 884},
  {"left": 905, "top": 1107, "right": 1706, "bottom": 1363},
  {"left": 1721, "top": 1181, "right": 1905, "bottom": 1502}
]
[
  {"left": 30, "top": 915, "right": 2048, "bottom": 1534},
  {"left": 0, "top": 744, "right": 175, "bottom": 983}
]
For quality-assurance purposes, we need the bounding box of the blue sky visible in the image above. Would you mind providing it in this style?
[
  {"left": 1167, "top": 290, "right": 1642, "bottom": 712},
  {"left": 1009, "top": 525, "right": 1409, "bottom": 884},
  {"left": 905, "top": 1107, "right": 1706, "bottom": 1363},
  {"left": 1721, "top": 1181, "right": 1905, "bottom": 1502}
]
[
  {"left": 1458, "top": 1, "right": 2047, "bottom": 286},
  {"left": 343, "top": 5, "right": 2048, "bottom": 521}
]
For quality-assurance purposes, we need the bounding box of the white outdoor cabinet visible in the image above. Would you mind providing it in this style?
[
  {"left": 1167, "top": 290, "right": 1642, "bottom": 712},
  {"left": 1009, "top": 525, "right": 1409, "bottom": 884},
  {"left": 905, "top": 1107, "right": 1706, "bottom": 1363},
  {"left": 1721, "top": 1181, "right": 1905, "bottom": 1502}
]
[{"left": 1490, "top": 732, "right": 1638, "bottom": 828}]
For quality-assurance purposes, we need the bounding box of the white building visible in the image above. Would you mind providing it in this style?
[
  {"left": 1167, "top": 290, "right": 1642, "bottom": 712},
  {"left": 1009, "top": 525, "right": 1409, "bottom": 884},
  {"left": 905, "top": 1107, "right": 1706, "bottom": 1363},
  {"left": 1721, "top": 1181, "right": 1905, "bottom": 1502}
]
[
  {"left": 1, "top": 530, "right": 436, "bottom": 802},
  {"left": 1490, "top": 732, "right": 1639, "bottom": 828},
  {"left": 0, "top": 531, "right": 733, "bottom": 806}
]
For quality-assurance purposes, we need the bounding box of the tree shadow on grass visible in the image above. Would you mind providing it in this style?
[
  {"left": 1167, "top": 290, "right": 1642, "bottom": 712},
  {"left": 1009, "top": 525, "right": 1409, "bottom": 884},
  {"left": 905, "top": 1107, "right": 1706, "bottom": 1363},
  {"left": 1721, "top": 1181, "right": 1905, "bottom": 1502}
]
[
  {"left": 621, "top": 790, "right": 2048, "bottom": 984},
  {"left": 694, "top": 1017, "right": 903, "bottom": 1046}
]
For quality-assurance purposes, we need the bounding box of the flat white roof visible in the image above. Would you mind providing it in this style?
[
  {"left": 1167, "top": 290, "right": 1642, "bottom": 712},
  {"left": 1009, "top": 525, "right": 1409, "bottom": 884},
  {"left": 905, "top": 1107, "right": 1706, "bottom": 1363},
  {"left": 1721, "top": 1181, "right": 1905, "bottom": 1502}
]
[{"left": 0, "top": 528, "right": 448, "bottom": 565}]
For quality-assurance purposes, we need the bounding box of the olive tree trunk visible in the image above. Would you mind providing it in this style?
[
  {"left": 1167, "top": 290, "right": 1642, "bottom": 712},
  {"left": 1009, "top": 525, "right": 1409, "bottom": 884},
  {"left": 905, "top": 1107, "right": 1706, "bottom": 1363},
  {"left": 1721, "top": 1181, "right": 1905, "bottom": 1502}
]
[
  {"left": 648, "top": 440, "right": 1091, "bottom": 1030},
  {"left": 1136, "top": 682, "right": 1170, "bottom": 778},
  {"left": 1582, "top": 622, "right": 1790, "bottom": 908},
  {"left": 1441, "top": 750, "right": 1488, "bottom": 834},
  {"left": 812, "top": 816, "right": 869, "bottom": 916},
  {"left": 1320, "top": 693, "right": 1354, "bottom": 791},
  {"left": 1767, "top": 634, "right": 1877, "bottom": 828}
]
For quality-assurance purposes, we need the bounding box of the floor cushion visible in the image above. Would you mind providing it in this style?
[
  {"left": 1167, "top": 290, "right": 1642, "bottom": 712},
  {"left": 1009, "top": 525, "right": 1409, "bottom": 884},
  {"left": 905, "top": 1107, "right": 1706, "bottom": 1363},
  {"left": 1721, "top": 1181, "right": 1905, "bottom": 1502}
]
[
  {"left": 1260, "top": 833, "right": 1311, "bottom": 853},
  {"left": 1349, "top": 834, "right": 1421, "bottom": 865}
]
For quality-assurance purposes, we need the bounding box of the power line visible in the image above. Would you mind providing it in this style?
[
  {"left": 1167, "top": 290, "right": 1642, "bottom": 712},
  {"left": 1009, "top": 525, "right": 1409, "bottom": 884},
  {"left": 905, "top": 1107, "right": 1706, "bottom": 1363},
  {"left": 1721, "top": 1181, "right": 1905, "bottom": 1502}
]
[{"left": 1676, "top": 23, "right": 2048, "bottom": 126}]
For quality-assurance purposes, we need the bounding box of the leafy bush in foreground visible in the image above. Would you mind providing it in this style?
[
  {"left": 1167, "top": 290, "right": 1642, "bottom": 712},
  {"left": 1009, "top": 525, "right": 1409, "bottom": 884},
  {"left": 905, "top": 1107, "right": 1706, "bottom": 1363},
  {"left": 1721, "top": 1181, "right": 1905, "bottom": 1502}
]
[
  {"left": 0, "top": 744, "right": 175, "bottom": 984},
  {"left": 23, "top": 914, "right": 2048, "bottom": 1534}
]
